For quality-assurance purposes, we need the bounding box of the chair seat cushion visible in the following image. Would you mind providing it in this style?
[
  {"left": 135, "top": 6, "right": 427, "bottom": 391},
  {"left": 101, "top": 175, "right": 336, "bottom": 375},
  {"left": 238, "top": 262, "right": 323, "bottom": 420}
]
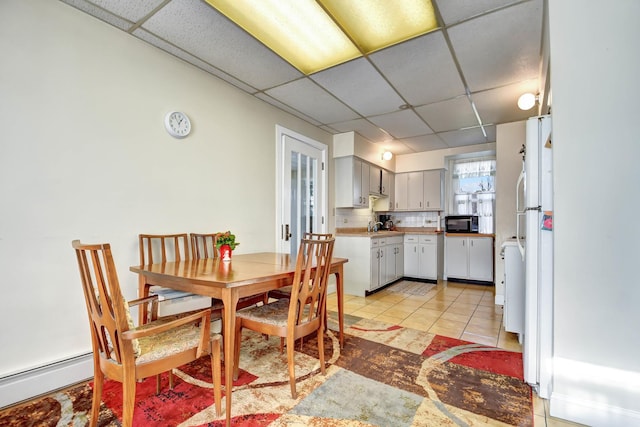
[
  {"left": 236, "top": 298, "right": 290, "bottom": 327},
  {"left": 135, "top": 323, "right": 215, "bottom": 364}
]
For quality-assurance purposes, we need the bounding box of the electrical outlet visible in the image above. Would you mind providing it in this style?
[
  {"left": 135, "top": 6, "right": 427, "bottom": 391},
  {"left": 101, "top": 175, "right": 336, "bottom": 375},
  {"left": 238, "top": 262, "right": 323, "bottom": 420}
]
[{"left": 343, "top": 218, "right": 348, "bottom": 223}]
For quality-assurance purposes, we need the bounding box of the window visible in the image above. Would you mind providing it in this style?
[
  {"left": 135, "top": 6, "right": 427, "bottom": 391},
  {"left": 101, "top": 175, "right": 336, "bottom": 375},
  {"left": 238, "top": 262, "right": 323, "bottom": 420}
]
[{"left": 450, "top": 157, "right": 495, "bottom": 233}]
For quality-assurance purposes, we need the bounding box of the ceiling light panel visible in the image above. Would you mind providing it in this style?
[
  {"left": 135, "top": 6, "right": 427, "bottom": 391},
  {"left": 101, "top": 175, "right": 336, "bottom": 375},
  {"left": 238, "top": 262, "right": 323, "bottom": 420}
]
[
  {"left": 318, "top": 0, "right": 438, "bottom": 53},
  {"left": 205, "top": 0, "right": 361, "bottom": 74},
  {"left": 205, "top": 0, "right": 438, "bottom": 74}
]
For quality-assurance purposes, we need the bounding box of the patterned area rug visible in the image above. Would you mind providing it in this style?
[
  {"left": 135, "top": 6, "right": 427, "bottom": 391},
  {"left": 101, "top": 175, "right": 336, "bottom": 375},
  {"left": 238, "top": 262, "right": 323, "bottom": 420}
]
[
  {"left": 386, "top": 280, "right": 436, "bottom": 296},
  {"left": 0, "top": 314, "right": 532, "bottom": 426}
]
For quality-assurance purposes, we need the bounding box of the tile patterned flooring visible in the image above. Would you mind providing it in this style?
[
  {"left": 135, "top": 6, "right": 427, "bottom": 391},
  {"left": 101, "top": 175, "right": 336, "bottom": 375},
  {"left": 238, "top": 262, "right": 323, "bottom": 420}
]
[{"left": 326, "top": 279, "right": 586, "bottom": 427}]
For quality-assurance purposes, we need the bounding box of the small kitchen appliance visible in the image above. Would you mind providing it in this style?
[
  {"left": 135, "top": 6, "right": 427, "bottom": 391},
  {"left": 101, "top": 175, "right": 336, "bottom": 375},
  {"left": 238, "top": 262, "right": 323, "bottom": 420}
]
[
  {"left": 444, "top": 215, "right": 479, "bottom": 233},
  {"left": 378, "top": 214, "right": 393, "bottom": 230}
]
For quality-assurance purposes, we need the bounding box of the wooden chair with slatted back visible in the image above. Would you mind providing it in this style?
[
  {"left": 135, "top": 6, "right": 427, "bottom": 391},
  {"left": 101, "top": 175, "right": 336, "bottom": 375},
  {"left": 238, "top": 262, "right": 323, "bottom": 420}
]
[
  {"left": 268, "top": 233, "right": 334, "bottom": 351},
  {"left": 138, "top": 233, "right": 206, "bottom": 321},
  {"left": 268, "top": 232, "right": 334, "bottom": 301},
  {"left": 72, "top": 240, "right": 221, "bottom": 427},
  {"left": 190, "top": 232, "right": 267, "bottom": 313},
  {"left": 233, "top": 234, "right": 335, "bottom": 399}
]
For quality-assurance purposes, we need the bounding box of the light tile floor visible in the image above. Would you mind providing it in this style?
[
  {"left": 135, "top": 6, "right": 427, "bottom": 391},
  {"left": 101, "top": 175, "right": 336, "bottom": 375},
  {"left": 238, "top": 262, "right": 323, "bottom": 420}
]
[{"left": 326, "top": 279, "right": 587, "bottom": 427}]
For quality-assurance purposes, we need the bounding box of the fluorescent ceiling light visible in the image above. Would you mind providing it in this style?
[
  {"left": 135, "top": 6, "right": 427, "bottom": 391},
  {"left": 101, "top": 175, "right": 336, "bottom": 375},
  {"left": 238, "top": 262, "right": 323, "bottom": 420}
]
[
  {"left": 205, "top": 0, "right": 438, "bottom": 75},
  {"left": 320, "top": 0, "right": 438, "bottom": 54}
]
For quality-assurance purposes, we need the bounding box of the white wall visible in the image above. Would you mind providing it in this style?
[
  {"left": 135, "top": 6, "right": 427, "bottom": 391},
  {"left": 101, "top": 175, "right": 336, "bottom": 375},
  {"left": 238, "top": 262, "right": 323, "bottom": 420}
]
[
  {"left": 0, "top": 0, "right": 331, "bottom": 385},
  {"left": 396, "top": 142, "right": 496, "bottom": 172},
  {"left": 494, "top": 121, "right": 526, "bottom": 303},
  {"left": 549, "top": 1, "right": 640, "bottom": 425}
]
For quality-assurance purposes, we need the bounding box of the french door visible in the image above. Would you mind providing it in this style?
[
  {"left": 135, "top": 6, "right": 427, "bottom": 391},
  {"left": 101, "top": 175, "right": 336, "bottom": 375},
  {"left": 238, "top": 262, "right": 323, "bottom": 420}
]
[{"left": 276, "top": 126, "right": 327, "bottom": 256}]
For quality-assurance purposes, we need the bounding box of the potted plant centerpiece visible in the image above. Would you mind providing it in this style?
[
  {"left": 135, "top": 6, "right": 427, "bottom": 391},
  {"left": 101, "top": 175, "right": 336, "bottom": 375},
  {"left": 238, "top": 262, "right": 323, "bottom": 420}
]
[{"left": 216, "top": 231, "right": 239, "bottom": 262}]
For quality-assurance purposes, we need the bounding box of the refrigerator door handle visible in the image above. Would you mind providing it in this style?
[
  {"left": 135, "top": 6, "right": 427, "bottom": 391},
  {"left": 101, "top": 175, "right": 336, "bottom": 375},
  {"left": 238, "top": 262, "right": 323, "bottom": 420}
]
[
  {"left": 516, "top": 212, "right": 525, "bottom": 260},
  {"left": 516, "top": 168, "right": 526, "bottom": 261},
  {"left": 516, "top": 169, "right": 525, "bottom": 213}
]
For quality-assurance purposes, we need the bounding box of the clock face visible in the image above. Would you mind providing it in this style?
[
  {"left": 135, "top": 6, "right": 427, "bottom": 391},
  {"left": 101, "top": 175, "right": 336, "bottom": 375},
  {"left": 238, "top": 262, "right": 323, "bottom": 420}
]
[{"left": 164, "top": 111, "right": 191, "bottom": 138}]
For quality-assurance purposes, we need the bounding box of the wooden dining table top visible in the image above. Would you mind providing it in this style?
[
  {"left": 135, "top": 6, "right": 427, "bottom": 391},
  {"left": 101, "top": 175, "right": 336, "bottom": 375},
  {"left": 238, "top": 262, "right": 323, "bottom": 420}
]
[{"left": 130, "top": 252, "right": 347, "bottom": 288}]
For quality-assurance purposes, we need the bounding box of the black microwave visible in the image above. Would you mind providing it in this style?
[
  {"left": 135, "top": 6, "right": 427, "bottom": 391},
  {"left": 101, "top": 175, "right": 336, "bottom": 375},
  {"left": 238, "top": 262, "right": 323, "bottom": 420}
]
[{"left": 445, "top": 215, "right": 479, "bottom": 233}]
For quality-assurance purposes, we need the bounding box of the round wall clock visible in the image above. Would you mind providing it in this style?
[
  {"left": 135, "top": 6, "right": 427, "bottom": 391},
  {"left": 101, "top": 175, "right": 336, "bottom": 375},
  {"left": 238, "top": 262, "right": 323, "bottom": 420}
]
[{"left": 164, "top": 111, "right": 191, "bottom": 138}]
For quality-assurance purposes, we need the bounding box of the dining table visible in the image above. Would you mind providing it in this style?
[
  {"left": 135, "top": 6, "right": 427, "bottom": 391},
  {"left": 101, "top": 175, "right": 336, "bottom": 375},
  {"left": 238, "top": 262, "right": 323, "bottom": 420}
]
[{"left": 130, "top": 252, "right": 347, "bottom": 426}]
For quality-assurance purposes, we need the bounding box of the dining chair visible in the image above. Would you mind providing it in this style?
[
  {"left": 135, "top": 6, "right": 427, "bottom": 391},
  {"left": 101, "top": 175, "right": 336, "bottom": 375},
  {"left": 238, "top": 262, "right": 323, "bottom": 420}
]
[
  {"left": 139, "top": 233, "right": 209, "bottom": 320},
  {"left": 268, "top": 232, "right": 334, "bottom": 302},
  {"left": 190, "top": 232, "right": 267, "bottom": 314},
  {"left": 232, "top": 234, "right": 335, "bottom": 399},
  {"left": 72, "top": 240, "right": 222, "bottom": 427},
  {"left": 268, "top": 233, "right": 334, "bottom": 350}
]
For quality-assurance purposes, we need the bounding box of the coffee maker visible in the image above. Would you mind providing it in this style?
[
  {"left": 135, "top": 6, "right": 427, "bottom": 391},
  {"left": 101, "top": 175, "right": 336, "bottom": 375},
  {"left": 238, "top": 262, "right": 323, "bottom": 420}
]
[{"left": 379, "top": 214, "right": 393, "bottom": 230}]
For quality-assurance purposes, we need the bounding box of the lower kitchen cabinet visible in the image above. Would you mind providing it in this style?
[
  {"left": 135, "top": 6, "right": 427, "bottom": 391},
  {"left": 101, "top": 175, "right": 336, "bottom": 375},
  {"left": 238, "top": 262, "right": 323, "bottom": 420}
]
[
  {"left": 334, "top": 235, "right": 404, "bottom": 297},
  {"left": 445, "top": 235, "right": 494, "bottom": 283},
  {"left": 403, "top": 234, "right": 443, "bottom": 281}
]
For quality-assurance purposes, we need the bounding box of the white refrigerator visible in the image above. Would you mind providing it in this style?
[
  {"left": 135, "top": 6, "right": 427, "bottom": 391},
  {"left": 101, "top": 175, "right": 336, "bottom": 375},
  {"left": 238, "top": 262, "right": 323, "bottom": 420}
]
[{"left": 516, "top": 115, "right": 553, "bottom": 399}]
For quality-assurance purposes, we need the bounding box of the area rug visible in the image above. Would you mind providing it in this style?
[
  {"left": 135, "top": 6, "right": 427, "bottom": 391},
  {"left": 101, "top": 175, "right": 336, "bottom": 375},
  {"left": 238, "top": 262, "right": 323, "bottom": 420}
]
[
  {"left": 386, "top": 280, "right": 436, "bottom": 296},
  {"left": 0, "top": 314, "right": 532, "bottom": 426}
]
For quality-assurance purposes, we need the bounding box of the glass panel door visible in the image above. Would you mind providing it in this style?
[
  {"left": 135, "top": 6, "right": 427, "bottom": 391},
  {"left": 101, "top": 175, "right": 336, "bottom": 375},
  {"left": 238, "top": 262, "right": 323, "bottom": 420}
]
[{"left": 280, "top": 133, "right": 324, "bottom": 256}]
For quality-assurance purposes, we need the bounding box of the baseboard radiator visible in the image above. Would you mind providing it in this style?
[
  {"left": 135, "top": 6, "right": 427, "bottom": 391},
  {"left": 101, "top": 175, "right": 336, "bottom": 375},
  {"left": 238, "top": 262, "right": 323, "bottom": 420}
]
[{"left": 0, "top": 353, "right": 94, "bottom": 409}]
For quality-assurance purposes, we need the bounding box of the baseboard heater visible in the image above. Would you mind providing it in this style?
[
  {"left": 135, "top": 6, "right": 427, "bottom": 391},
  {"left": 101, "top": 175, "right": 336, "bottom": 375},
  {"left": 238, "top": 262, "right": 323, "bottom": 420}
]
[{"left": 0, "top": 352, "right": 94, "bottom": 409}]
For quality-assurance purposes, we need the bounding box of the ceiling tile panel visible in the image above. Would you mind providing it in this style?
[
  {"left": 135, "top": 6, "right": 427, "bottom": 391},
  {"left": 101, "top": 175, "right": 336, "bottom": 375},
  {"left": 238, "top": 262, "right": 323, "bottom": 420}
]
[
  {"left": 368, "top": 110, "right": 434, "bottom": 139},
  {"left": 133, "top": 28, "right": 257, "bottom": 93},
  {"left": 439, "top": 127, "right": 489, "bottom": 147},
  {"left": 328, "top": 118, "right": 392, "bottom": 143},
  {"left": 472, "top": 79, "right": 539, "bottom": 125},
  {"left": 265, "top": 79, "right": 360, "bottom": 125},
  {"left": 397, "top": 134, "right": 449, "bottom": 152},
  {"left": 369, "top": 31, "right": 466, "bottom": 107},
  {"left": 254, "top": 93, "right": 323, "bottom": 126},
  {"left": 311, "top": 58, "right": 405, "bottom": 117},
  {"left": 141, "top": 0, "right": 302, "bottom": 90},
  {"left": 447, "top": 0, "right": 543, "bottom": 92},
  {"left": 415, "top": 96, "right": 478, "bottom": 132},
  {"left": 60, "top": 0, "right": 136, "bottom": 30},
  {"left": 80, "top": 0, "right": 165, "bottom": 22},
  {"left": 435, "top": 0, "right": 522, "bottom": 25}
]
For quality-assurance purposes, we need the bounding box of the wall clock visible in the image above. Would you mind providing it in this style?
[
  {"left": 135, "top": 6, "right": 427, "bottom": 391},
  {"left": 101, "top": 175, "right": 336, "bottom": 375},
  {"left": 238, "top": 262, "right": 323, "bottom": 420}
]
[{"left": 164, "top": 111, "right": 191, "bottom": 138}]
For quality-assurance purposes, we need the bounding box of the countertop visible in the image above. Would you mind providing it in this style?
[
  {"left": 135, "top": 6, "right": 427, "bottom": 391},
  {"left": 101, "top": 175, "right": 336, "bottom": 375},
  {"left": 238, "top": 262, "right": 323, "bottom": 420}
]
[
  {"left": 335, "top": 227, "right": 494, "bottom": 238},
  {"left": 336, "top": 227, "right": 443, "bottom": 237}
]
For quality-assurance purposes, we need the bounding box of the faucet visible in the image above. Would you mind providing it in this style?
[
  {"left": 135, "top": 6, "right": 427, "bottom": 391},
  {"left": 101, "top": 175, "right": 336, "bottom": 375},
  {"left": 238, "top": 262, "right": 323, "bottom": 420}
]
[{"left": 373, "top": 221, "right": 383, "bottom": 232}]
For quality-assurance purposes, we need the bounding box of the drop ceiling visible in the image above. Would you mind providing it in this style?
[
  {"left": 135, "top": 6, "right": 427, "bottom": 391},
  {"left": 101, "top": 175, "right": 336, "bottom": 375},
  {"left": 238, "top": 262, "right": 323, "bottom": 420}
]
[{"left": 60, "top": 0, "right": 547, "bottom": 154}]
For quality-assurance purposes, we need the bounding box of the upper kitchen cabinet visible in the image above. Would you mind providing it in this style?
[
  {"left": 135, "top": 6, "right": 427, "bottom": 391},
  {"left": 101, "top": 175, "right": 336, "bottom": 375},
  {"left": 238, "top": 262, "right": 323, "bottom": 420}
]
[
  {"left": 381, "top": 169, "right": 391, "bottom": 197},
  {"left": 394, "top": 172, "right": 422, "bottom": 210},
  {"left": 335, "top": 156, "right": 370, "bottom": 208},
  {"left": 423, "top": 170, "right": 444, "bottom": 210},
  {"left": 369, "top": 164, "right": 382, "bottom": 195},
  {"left": 394, "top": 170, "right": 442, "bottom": 211}
]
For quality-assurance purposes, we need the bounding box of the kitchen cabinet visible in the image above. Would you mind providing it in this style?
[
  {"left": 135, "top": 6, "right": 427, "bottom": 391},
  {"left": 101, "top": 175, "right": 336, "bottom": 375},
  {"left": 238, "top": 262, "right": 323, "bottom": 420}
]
[
  {"left": 381, "top": 169, "right": 391, "bottom": 197},
  {"left": 335, "top": 156, "right": 370, "bottom": 208},
  {"left": 383, "top": 236, "right": 403, "bottom": 283},
  {"left": 394, "top": 171, "right": 423, "bottom": 210},
  {"left": 369, "top": 164, "right": 381, "bottom": 195},
  {"left": 445, "top": 235, "right": 494, "bottom": 283},
  {"left": 423, "top": 170, "right": 443, "bottom": 210},
  {"left": 394, "top": 170, "right": 442, "bottom": 211},
  {"left": 334, "top": 234, "right": 403, "bottom": 297},
  {"left": 403, "top": 234, "right": 443, "bottom": 281}
]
